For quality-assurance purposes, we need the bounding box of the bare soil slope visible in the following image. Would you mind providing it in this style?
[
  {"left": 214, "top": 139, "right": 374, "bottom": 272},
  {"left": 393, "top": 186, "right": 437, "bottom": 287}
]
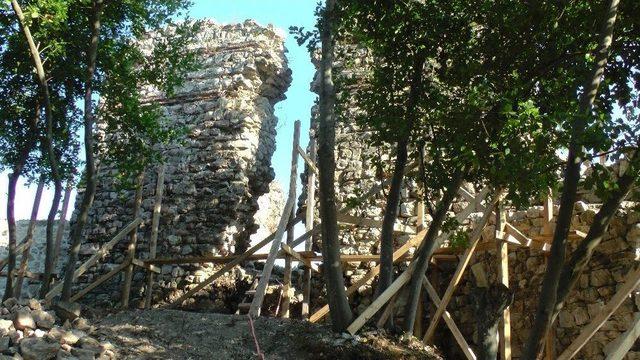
[{"left": 94, "top": 309, "right": 441, "bottom": 359}]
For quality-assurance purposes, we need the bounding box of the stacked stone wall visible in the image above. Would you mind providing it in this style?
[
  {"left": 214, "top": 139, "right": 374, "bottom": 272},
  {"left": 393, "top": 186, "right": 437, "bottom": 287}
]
[{"left": 70, "top": 20, "right": 291, "bottom": 306}]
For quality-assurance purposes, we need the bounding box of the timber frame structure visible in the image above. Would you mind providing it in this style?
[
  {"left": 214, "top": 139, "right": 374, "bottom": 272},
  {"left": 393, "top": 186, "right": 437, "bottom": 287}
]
[{"left": 2, "top": 122, "right": 638, "bottom": 360}]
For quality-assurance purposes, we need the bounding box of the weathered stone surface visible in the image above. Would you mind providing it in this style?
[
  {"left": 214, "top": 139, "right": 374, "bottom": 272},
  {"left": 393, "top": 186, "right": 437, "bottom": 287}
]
[
  {"left": 13, "top": 311, "right": 35, "bottom": 331},
  {"left": 19, "top": 337, "right": 59, "bottom": 360}
]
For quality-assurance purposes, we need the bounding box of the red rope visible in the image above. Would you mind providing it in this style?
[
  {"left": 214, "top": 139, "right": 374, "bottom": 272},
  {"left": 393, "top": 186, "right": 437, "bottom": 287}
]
[{"left": 247, "top": 314, "right": 265, "bottom": 360}]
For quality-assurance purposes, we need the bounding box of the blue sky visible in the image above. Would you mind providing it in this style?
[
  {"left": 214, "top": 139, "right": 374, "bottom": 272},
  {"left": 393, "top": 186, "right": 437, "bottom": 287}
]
[{"left": 0, "top": 0, "right": 318, "bottom": 220}]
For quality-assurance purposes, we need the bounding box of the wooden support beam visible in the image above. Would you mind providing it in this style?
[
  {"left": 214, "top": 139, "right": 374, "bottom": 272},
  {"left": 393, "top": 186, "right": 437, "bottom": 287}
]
[
  {"left": 302, "top": 138, "right": 316, "bottom": 320},
  {"left": 423, "top": 197, "right": 497, "bottom": 343},
  {"left": 423, "top": 276, "right": 477, "bottom": 360},
  {"left": 297, "top": 144, "right": 318, "bottom": 175},
  {"left": 144, "top": 165, "right": 165, "bottom": 309},
  {"left": 542, "top": 189, "right": 554, "bottom": 235},
  {"left": 336, "top": 213, "right": 416, "bottom": 234},
  {"left": 131, "top": 258, "right": 160, "bottom": 274},
  {"left": 311, "top": 184, "right": 490, "bottom": 324},
  {"left": 14, "top": 178, "right": 44, "bottom": 297},
  {"left": 309, "top": 228, "right": 427, "bottom": 323},
  {"left": 496, "top": 204, "right": 512, "bottom": 360},
  {"left": 280, "top": 211, "right": 295, "bottom": 318},
  {"left": 281, "top": 244, "right": 318, "bottom": 272},
  {"left": 604, "top": 313, "right": 640, "bottom": 360},
  {"left": 121, "top": 172, "right": 144, "bottom": 308},
  {"left": 558, "top": 266, "right": 640, "bottom": 360},
  {"left": 70, "top": 261, "right": 129, "bottom": 303},
  {"left": 347, "top": 262, "right": 415, "bottom": 335},
  {"left": 377, "top": 293, "right": 398, "bottom": 329},
  {"left": 249, "top": 120, "right": 300, "bottom": 317},
  {"left": 545, "top": 320, "right": 557, "bottom": 360},
  {"left": 168, "top": 214, "right": 304, "bottom": 308},
  {"left": 45, "top": 217, "right": 143, "bottom": 302}
]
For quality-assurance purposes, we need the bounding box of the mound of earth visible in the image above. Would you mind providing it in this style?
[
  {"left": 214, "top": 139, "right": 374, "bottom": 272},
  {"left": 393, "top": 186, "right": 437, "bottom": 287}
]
[{"left": 93, "top": 310, "right": 441, "bottom": 359}]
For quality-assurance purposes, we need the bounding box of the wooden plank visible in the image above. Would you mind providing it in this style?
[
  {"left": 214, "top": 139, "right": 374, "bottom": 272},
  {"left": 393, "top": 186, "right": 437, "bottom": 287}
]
[
  {"left": 44, "top": 217, "right": 143, "bottom": 301},
  {"left": 131, "top": 258, "right": 160, "bottom": 274},
  {"left": 281, "top": 244, "right": 318, "bottom": 272},
  {"left": 70, "top": 261, "right": 129, "bottom": 302},
  {"left": 297, "top": 144, "right": 318, "bottom": 175},
  {"left": 168, "top": 214, "right": 304, "bottom": 308},
  {"left": 423, "top": 276, "right": 477, "bottom": 360},
  {"left": 337, "top": 213, "right": 416, "bottom": 234},
  {"left": 347, "top": 262, "right": 416, "bottom": 335},
  {"left": 14, "top": 178, "right": 44, "bottom": 297},
  {"left": 423, "top": 195, "right": 498, "bottom": 343},
  {"left": 604, "top": 313, "right": 640, "bottom": 360},
  {"left": 249, "top": 120, "right": 300, "bottom": 317},
  {"left": 311, "top": 187, "right": 489, "bottom": 323},
  {"left": 144, "top": 165, "right": 166, "bottom": 309},
  {"left": 121, "top": 172, "right": 144, "bottom": 308},
  {"left": 558, "top": 266, "right": 640, "bottom": 360},
  {"left": 302, "top": 137, "right": 316, "bottom": 319},
  {"left": 309, "top": 228, "right": 427, "bottom": 323},
  {"left": 280, "top": 210, "right": 295, "bottom": 318},
  {"left": 496, "top": 203, "right": 512, "bottom": 360},
  {"left": 416, "top": 201, "right": 425, "bottom": 231},
  {"left": 377, "top": 293, "right": 398, "bottom": 329},
  {"left": 542, "top": 189, "right": 554, "bottom": 235}
]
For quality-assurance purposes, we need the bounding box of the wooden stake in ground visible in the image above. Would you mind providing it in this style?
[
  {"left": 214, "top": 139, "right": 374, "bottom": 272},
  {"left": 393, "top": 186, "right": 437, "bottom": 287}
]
[
  {"left": 302, "top": 138, "right": 316, "bottom": 319},
  {"left": 121, "top": 172, "right": 145, "bottom": 308},
  {"left": 14, "top": 178, "right": 45, "bottom": 297},
  {"left": 280, "top": 209, "right": 295, "bottom": 318},
  {"left": 144, "top": 165, "right": 165, "bottom": 309},
  {"left": 495, "top": 203, "right": 512, "bottom": 360},
  {"left": 248, "top": 120, "right": 300, "bottom": 317}
]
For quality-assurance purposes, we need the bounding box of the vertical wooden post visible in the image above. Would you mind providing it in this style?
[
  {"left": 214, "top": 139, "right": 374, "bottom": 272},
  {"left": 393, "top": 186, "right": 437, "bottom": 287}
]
[
  {"left": 302, "top": 137, "right": 316, "bottom": 319},
  {"left": 13, "top": 178, "right": 45, "bottom": 297},
  {"left": 416, "top": 201, "right": 425, "bottom": 231},
  {"left": 121, "top": 172, "right": 144, "bottom": 308},
  {"left": 144, "top": 165, "right": 165, "bottom": 309},
  {"left": 542, "top": 188, "right": 554, "bottom": 236},
  {"left": 280, "top": 208, "right": 295, "bottom": 318},
  {"left": 496, "top": 202, "right": 512, "bottom": 360},
  {"left": 249, "top": 120, "right": 300, "bottom": 317},
  {"left": 545, "top": 319, "right": 557, "bottom": 360},
  {"left": 51, "top": 182, "right": 73, "bottom": 274}
]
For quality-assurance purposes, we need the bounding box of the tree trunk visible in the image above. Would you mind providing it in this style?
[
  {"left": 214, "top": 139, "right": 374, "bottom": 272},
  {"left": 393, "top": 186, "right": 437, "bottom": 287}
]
[
  {"left": 473, "top": 284, "right": 515, "bottom": 360},
  {"left": 41, "top": 182, "right": 70, "bottom": 297},
  {"left": 4, "top": 173, "right": 20, "bottom": 301},
  {"left": 377, "top": 54, "right": 425, "bottom": 298},
  {"left": 404, "top": 168, "right": 465, "bottom": 333},
  {"left": 317, "top": 0, "right": 353, "bottom": 332},
  {"left": 61, "top": 0, "right": 104, "bottom": 301},
  {"left": 522, "top": 1, "right": 620, "bottom": 357},
  {"left": 13, "top": 178, "right": 45, "bottom": 298},
  {"left": 553, "top": 148, "right": 639, "bottom": 317}
]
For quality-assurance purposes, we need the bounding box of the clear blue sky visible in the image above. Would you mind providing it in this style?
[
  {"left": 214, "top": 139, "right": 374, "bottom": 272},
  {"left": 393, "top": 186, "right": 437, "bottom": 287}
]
[{"left": 0, "top": 0, "right": 317, "bottom": 220}]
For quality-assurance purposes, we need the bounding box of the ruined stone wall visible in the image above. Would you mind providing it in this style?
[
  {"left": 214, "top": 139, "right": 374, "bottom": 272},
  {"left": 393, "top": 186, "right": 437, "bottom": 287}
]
[
  {"left": 70, "top": 20, "right": 291, "bottom": 306},
  {"left": 441, "top": 202, "right": 640, "bottom": 360}
]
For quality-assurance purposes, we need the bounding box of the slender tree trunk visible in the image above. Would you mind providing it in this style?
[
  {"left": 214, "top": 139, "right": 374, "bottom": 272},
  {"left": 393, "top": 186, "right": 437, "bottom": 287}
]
[
  {"left": 377, "top": 55, "right": 425, "bottom": 298},
  {"left": 522, "top": 1, "right": 620, "bottom": 357},
  {"left": 13, "top": 178, "right": 44, "bottom": 298},
  {"left": 553, "top": 148, "right": 639, "bottom": 318},
  {"left": 4, "top": 173, "right": 20, "bottom": 301},
  {"left": 61, "top": 0, "right": 104, "bottom": 301},
  {"left": 41, "top": 181, "right": 70, "bottom": 297},
  {"left": 404, "top": 168, "right": 465, "bottom": 333},
  {"left": 317, "top": 0, "right": 353, "bottom": 332}
]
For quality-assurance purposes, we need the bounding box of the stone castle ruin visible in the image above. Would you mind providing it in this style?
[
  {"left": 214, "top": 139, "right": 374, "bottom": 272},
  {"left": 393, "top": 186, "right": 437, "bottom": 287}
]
[
  {"left": 41, "top": 19, "right": 640, "bottom": 360},
  {"left": 71, "top": 20, "right": 291, "bottom": 304}
]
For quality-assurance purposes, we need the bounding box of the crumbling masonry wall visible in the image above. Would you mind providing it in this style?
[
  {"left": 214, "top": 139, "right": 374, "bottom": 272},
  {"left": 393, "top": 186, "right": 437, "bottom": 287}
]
[{"left": 70, "top": 20, "right": 291, "bottom": 306}]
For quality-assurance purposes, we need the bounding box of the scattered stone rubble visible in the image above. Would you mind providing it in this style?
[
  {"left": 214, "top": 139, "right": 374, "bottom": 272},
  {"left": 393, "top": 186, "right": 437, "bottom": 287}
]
[{"left": 0, "top": 298, "right": 112, "bottom": 360}]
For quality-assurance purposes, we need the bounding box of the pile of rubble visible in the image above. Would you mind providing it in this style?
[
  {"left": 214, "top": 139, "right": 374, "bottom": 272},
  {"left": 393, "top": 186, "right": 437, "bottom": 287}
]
[{"left": 0, "top": 298, "right": 113, "bottom": 360}]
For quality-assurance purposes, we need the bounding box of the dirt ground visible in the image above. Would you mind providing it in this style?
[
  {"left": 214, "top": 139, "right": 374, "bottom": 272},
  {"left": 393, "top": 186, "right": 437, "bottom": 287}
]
[{"left": 93, "top": 309, "right": 442, "bottom": 359}]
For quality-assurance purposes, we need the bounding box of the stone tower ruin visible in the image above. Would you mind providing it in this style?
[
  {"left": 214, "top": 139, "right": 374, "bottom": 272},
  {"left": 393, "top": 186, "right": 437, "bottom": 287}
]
[{"left": 70, "top": 20, "right": 291, "bottom": 304}]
